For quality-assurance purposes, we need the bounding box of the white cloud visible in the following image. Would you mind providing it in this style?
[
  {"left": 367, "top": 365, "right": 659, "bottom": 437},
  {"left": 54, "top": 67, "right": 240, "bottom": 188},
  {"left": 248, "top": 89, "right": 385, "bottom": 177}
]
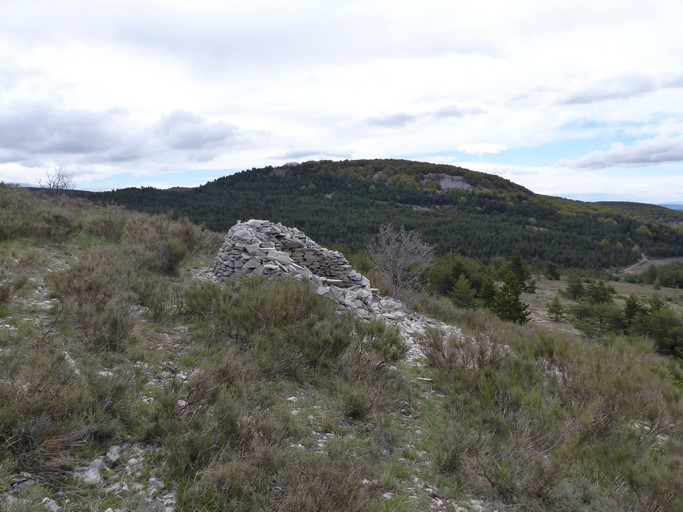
[
  {"left": 457, "top": 143, "right": 508, "bottom": 155},
  {"left": 560, "top": 136, "right": 683, "bottom": 169},
  {"left": 0, "top": 0, "right": 682, "bottom": 200}
]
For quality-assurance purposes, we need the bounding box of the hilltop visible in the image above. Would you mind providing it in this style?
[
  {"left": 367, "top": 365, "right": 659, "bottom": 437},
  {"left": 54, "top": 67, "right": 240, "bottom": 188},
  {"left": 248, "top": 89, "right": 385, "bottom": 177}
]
[{"left": 83, "top": 159, "right": 683, "bottom": 270}]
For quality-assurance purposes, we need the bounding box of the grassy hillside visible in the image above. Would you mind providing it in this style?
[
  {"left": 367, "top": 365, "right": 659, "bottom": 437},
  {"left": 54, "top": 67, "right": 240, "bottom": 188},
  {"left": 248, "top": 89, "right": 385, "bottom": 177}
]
[
  {"left": 83, "top": 159, "right": 683, "bottom": 270},
  {"left": 1, "top": 184, "right": 682, "bottom": 511}
]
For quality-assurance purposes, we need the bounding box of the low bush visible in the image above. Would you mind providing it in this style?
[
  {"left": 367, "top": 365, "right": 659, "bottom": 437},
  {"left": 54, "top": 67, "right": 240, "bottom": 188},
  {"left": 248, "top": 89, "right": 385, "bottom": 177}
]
[
  {"left": 0, "top": 345, "right": 138, "bottom": 478},
  {"left": 121, "top": 213, "right": 221, "bottom": 275},
  {"left": 48, "top": 248, "right": 138, "bottom": 351},
  {"left": 417, "top": 319, "right": 683, "bottom": 511},
  {"left": 183, "top": 277, "right": 405, "bottom": 379},
  {"left": 153, "top": 276, "right": 408, "bottom": 510}
]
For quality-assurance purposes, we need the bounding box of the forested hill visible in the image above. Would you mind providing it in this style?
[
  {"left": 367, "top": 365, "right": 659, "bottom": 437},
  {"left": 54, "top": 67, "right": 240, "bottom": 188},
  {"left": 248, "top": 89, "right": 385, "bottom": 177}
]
[{"left": 83, "top": 159, "right": 683, "bottom": 269}]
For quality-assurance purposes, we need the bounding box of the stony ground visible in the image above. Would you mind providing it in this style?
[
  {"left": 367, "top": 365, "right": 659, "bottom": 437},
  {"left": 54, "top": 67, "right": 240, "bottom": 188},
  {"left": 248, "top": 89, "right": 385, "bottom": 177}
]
[
  {"left": 4, "top": 239, "right": 679, "bottom": 511},
  {"left": 0, "top": 244, "right": 501, "bottom": 512}
]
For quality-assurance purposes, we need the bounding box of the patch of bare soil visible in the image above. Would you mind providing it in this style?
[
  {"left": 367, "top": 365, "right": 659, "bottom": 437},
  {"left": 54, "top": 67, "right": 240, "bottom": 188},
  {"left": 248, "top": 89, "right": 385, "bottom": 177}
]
[{"left": 620, "top": 256, "right": 683, "bottom": 275}]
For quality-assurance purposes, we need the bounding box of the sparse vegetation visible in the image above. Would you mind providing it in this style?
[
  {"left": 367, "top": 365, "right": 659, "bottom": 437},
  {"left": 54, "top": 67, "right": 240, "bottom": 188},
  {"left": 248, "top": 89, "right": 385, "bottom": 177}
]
[{"left": 417, "top": 312, "right": 683, "bottom": 511}]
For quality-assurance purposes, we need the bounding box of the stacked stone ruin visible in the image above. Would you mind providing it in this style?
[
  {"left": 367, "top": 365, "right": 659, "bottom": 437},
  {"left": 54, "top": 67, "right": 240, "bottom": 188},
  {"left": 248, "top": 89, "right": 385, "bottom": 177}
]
[
  {"left": 213, "top": 219, "right": 380, "bottom": 319},
  {"left": 213, "top": 219, "right": 464, "bottom": 361}
]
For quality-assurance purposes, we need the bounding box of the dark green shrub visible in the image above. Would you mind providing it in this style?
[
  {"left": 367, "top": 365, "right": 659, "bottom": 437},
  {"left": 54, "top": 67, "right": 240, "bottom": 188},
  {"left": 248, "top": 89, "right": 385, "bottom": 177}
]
[
  {"left": 344, "top": 389, "right": 372, "bottom": 421},
  {"left": 491, "top": 272, "right": 530, "bottom": 324}
]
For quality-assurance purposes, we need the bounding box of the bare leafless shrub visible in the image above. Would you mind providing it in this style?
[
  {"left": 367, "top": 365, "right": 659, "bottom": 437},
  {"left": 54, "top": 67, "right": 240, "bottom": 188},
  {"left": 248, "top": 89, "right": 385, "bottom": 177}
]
[
  {"left": 38, "top": 166, "right": 74, "bottom": 195},
  {"left": 367, "top": 224, "right": 434, "bottom": 304}
]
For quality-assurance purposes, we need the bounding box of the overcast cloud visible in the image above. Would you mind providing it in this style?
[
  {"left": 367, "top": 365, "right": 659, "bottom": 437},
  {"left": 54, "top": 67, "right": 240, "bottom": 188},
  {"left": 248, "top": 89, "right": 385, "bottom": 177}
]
[{"left": 0, "top": 0, "right": 682, "bottom": 202}]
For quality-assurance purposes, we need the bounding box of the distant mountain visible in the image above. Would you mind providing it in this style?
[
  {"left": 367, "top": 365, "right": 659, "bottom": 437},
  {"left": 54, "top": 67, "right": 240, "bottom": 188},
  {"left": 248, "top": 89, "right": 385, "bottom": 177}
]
[
  {"left": 81, "top": 159, "right": 683, "bottom": 269},
  {"left": 660, "top": 204, "right": 683, "bottom": 211}
]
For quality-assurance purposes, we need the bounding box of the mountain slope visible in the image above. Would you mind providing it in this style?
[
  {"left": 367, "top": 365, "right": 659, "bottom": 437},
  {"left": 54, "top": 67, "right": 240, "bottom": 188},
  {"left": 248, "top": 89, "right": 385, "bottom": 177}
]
[{"left": 83, "top": 159, "right": 683, "bottom": 269}]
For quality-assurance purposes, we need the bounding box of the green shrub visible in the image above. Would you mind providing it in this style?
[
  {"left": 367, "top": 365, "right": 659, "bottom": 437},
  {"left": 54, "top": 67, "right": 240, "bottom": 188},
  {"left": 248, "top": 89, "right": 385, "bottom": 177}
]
[
  {"left": 133, "top": 273, "right": 175, "bottom": 320},
  {"left": 36, "top": 208, "right": 83, "bottom": 243},
  {"left": 78, "top": 296, "right": 137, "bottom": 351},
  {"left": 417, "top": 318, "right": 683, "bottom": 510},
  {"left": 121, "top": 213, "right": 219, "bottom": 275},
  {"left": 183, "top": 277, "right": 405, "bottom": 379},
  {"left": 179, "top": 443, "right": 380, "bottom": 512},
  {"left": 0, "top": 346, "right": 137, "bottom": 477},
  {"left": 154, "top": 276, "right": 408, "bottom": 509},
  {"left": 344, "top": 389, "right": 372, "bottom": 421},
  {"left": 49, "top": 248, "right": 138, "bottom": 351},
  {"left": 84, "top": 207, "right": 129, "bottom": 242}
]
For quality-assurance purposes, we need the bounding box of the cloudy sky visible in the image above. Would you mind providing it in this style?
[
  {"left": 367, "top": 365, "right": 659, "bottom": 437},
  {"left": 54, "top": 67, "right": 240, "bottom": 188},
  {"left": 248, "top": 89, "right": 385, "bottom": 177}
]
[{"left": 1, "top": 0, "right": 682, "bottom": 203}]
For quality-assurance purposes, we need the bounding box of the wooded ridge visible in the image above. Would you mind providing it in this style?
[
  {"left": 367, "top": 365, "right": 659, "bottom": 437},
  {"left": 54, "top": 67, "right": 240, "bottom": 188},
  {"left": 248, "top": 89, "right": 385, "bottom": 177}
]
[{"left": 82, "top": 159, "right": 683, "bottom": 270}]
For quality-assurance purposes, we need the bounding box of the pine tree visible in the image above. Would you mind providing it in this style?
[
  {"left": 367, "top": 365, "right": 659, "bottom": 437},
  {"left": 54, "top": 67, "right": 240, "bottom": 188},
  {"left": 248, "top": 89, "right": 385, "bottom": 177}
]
[
  {"left": 505, "top": 254, "right": 531, "bottom": 284},
  {"left": 478, "top": 277, "right": 497, "bottom": 309},
  {"left": 547, "top": 295, "right": 564, "bottom": 321},
  {"left": 492, "top": 272, "right": 530, "bottom": 324},
  {"left": 544, "top": 262, "right": 560, "bottom": 280},
  {"left": 564, "top": 272, "right": 584, "bottom": 300},
  {"left": 450, "top": 274, "right": 476, "bottom": 309},
  {"left": 585, "top": 280, "right": 613, "bottom": 304}
]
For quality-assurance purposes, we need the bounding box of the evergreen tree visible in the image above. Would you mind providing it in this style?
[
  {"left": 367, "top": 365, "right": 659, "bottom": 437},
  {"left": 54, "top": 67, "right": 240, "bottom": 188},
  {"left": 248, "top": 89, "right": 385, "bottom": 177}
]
[
  {"left": 585, "top": 280, "right": 613, "bottom": 304},
  {"left": 478, "top": 277, "right": 497, "bottom": 309},
  {"left": 506, "top": 254, "right": 531, "bottom": 284},
  {"left": 547, "top": 295, "right": 564, "bottom": 321},
  {"left": 564, "top": 272, "right": 584, "bottom": 300},
  {"left": 492, "top": 272, "right": 530, "bottom": 324},
  {"left": 623, "top": 295, "right": 645, "bottom": 325},
  {"left": 450, "top": 274, "right": 476, "bottom": 308}
]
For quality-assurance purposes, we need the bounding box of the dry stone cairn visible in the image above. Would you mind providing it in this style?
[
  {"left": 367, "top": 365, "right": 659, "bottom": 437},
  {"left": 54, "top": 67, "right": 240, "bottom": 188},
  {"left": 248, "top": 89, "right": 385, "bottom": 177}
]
[
  {"left": 213, "top": 219, "right": 378, "bottom": 319},
  {"left": 213, "top": 219, "right": 464, "bottom": 362}
]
